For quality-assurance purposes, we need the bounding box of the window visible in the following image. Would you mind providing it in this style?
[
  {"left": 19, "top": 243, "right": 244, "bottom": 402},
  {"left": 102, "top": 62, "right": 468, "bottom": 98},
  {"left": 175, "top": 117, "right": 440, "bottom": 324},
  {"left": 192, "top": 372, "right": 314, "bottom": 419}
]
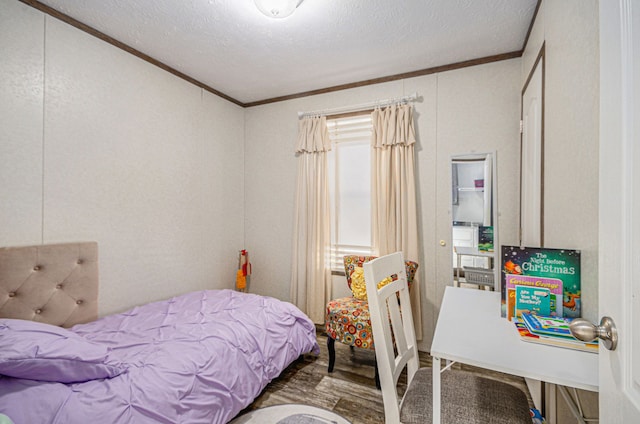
[{"left": 327, "top": 114, "right": 373, "bottom": 272}]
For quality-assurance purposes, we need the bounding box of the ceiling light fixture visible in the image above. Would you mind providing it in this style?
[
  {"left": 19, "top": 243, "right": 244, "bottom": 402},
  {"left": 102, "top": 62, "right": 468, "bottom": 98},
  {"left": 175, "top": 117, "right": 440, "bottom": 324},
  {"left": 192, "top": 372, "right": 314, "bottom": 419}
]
[{"left": 254, "top": 0, "right": 303, "bottom": 19}]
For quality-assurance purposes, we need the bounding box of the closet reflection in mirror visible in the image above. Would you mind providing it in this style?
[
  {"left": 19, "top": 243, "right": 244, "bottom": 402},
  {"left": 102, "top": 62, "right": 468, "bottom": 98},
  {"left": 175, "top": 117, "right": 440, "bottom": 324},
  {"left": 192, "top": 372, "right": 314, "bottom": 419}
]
[{"left": 451, "top": 152, "right": 497, "bottom": 289}]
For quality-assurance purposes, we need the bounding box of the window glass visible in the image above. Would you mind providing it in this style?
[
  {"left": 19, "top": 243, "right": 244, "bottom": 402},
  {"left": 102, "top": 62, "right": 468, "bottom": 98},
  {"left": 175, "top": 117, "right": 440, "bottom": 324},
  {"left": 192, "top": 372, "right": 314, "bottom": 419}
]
[{"left": 327, "top": 114, "right": 373, "bottom": 271}]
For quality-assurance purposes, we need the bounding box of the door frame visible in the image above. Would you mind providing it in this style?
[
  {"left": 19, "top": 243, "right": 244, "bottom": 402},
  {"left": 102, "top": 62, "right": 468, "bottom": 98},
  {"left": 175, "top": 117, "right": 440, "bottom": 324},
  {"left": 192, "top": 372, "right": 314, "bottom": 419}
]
[{"left": 520, "top": 43, "right": 545, "bottom": 247}]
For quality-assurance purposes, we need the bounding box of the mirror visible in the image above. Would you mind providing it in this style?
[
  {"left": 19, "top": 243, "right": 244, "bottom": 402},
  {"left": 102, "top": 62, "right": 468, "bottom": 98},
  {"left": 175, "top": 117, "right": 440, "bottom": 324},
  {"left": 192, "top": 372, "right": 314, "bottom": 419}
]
[{"left": 451, "top": 152, "right": 498, "bottom": 290}]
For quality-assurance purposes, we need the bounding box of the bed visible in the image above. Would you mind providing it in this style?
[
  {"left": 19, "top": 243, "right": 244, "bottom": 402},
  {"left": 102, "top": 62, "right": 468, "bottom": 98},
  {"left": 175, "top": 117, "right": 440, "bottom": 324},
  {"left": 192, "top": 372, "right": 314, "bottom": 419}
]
[{"left": 0, "top": 242, "right": 319, "bottom": 424}]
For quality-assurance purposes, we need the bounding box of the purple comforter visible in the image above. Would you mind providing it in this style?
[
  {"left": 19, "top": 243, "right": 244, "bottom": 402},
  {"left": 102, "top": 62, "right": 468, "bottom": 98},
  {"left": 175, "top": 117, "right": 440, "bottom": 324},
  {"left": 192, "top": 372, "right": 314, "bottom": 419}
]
[{"left": 0, "top": 290, "right": 319, "bottom": 423}]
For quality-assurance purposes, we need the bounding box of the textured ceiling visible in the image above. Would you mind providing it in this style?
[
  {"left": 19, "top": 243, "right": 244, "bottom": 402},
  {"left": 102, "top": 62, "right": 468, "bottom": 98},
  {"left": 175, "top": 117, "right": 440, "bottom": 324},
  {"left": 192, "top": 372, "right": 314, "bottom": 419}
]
[{"left": 35, "top": 0, "right": 538, "bottom": 105}]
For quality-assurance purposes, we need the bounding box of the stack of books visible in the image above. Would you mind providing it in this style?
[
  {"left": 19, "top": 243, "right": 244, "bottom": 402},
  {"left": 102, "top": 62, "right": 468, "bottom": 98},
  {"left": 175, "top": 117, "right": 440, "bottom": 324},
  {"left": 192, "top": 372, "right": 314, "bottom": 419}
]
[{"left": 514, "top": 313, "right": 598, "bottom": 353}]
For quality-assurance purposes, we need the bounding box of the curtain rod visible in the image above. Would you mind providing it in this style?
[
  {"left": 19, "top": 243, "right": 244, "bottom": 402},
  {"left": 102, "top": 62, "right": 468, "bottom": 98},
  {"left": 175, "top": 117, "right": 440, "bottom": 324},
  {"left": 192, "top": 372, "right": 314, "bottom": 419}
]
[{"left": 297, "top": 92, "right": 419, "bottom": 119}]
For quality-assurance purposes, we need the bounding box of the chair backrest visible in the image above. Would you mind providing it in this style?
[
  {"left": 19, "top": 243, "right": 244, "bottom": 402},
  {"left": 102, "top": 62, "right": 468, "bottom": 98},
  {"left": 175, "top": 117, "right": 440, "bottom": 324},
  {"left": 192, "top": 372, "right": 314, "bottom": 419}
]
[
  {"left": 343, "top": 255, "right": 419, "bottom": 289},
  {"left": 363, "top": 252, "right": 420, "bottom": 423}
]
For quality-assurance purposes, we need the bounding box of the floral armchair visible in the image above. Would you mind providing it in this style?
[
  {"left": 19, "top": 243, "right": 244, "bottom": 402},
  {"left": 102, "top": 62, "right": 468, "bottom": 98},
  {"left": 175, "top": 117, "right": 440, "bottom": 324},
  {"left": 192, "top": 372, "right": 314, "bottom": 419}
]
[{"left": 324, "top": 255, "right": 419, "bottom": 387}]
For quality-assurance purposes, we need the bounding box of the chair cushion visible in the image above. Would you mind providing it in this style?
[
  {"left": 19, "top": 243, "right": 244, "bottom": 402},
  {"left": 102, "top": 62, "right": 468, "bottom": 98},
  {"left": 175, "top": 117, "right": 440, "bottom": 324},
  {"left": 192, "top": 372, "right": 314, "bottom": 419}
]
[
  {"left": 349, "top": 266, "right": 393, "bottom": 301},
  {"left": 343, "top": 255, "right": 418, "bottom": 292},
  {"left": 400, "top": 368, "right": 532, "bottom": 424},
  {"left": 325, "top": 297, "right": 374, "bottom": 349},
  {"left": 344, "top": 256, "right": 379, "bottom": 289}
]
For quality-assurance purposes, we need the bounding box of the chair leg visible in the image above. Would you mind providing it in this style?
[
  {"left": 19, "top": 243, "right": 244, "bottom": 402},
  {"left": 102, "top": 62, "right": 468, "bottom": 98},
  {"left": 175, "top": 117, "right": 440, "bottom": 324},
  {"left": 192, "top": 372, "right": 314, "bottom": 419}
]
[{"left": 327, "top": 337, "right": 336, "bottom": 372}]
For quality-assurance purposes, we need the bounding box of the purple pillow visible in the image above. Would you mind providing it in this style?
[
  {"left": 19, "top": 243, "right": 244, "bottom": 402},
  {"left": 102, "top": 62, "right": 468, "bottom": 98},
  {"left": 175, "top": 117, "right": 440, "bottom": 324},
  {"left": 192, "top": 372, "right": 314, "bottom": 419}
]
[{"left": 0, "top": 319, "right": 126, "bottom": 383}]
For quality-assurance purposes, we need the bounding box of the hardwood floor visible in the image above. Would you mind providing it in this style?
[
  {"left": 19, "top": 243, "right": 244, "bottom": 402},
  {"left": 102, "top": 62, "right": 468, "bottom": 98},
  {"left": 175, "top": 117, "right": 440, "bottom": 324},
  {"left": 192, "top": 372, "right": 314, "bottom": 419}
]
[{"left": 239, "top": 330, "right": 534, "bottom": 423}]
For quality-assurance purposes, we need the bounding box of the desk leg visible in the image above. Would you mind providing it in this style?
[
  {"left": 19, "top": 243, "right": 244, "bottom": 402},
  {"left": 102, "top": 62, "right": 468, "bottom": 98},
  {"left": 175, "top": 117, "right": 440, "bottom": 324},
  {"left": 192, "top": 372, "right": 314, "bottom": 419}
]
[
  {"left": 433, "top": 357, "right": 441, "bottom": 424},
  {"left": 557, "top": 385, "right": 591, "bottom": 424}
]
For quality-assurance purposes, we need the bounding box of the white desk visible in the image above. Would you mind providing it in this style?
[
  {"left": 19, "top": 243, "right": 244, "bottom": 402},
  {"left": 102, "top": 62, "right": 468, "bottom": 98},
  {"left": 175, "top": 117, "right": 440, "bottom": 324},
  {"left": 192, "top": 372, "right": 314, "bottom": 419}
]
[{"left": 430, "top": 287, "right": 598, "bottom": 424}]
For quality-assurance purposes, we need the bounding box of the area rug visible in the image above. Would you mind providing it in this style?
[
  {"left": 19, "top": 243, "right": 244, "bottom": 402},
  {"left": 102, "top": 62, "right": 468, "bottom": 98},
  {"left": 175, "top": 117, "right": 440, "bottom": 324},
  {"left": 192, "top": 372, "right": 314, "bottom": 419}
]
[{"left": 229, "top": 404, "right": 351, "bottom": 424}]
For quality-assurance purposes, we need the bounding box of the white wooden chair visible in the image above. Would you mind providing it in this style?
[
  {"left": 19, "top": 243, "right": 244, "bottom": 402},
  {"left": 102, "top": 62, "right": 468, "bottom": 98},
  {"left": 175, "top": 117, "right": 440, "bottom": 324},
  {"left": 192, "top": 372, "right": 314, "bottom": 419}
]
[{"left": 363, "top": 252, "right": 532, "bottom": 424}]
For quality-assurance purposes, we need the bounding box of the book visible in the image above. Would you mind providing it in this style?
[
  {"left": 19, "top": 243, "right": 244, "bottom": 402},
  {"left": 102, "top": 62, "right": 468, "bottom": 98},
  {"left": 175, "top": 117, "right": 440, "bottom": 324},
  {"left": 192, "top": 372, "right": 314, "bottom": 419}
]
[
  {"left": 506, "top": 274, "right": 563, "bottom": 321},
  {"left": 501, "top": 246, "right": 581, "bottom": 319},
  {"left": 515, "top": 286, "right": 551, "bottom": 317},
  {"left": 514, "top": 319, "right": 598, "bottom": 353},
  {"left": 520, "top": 313, "right": 574, "bottom": 339}
]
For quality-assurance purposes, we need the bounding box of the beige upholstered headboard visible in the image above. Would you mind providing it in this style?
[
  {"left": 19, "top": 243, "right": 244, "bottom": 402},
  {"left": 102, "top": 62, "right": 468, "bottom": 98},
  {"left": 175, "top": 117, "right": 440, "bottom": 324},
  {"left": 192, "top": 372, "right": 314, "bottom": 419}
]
[{"left": 0, "top": 242, "right": 98, "bottom": 327}]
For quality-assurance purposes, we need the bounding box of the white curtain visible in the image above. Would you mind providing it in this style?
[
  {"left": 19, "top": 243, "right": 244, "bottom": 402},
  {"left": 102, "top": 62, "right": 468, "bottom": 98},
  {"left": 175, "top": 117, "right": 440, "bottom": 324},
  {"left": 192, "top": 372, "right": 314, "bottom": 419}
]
[
  {"left": 371, "top": 104, "right": 422, "bottom": 339},
  {"left": 290, "top": 116, "right": 332, "bottom": 324}
]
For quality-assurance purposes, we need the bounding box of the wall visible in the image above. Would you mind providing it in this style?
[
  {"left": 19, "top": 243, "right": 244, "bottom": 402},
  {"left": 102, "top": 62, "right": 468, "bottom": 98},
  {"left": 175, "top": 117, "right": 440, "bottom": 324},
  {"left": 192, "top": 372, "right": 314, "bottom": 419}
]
[
  {"left": 522, "top": 1, "right": 599, "bottom": 422},
  {"left": 433, "top": 62, "right": 522, "bottom": 342},
  {"left": 244, "top": 59, "right": 522, "bottom": 350},
  {"left": 523, "top": 0, "right": 599, "bottom": 323},
  {"left": 0, "top": 0, "right": 245, "bottom": 316}
]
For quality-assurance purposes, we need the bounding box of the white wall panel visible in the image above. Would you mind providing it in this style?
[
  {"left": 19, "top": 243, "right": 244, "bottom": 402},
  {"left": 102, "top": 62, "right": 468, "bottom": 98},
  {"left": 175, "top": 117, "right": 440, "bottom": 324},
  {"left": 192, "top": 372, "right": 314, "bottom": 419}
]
[
  {"left": 0, "top": 0, "right": 44, "bottom": 246},
  {"left": 521, "top": 0, "right": 599, "bottom": 323},
  {"left": 432, "top": 60, "right": 521, "bottom": 345},
  {"left": 41, "top": 18, "right": 245, "bottom": 315},
  {"left": 543, "top": 0, "right": 599, "bottom": 323},
  {"left": 1, "top": 4, "right": 244, "bottom": 317},
  {"left": 405, "top": 74, "right": 438, "bottom": 347}
]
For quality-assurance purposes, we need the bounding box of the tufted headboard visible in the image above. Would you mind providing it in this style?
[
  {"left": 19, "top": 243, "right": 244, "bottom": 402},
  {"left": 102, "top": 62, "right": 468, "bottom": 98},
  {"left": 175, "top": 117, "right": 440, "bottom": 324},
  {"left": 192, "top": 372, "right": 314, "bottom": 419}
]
[{"left": 0, "top": 242, "right": 98, "bottom": 327}]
